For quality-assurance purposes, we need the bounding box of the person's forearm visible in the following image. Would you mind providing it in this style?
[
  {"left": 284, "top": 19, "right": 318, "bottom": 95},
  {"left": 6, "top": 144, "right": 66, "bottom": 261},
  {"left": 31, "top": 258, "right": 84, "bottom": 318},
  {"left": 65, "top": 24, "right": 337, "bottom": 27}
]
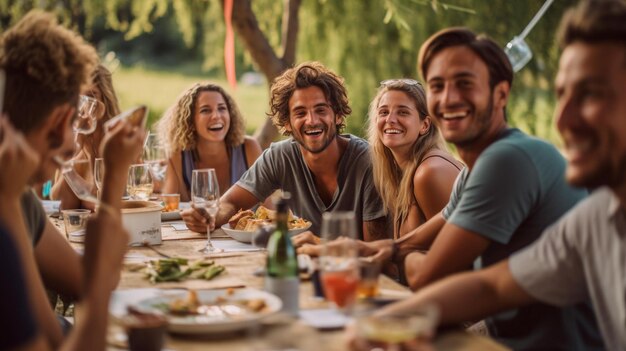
[
  {"left": 0, "top": 199, "right": 63, "bottom": 349},
  {"left": 395, "top": 213, "right": 446, "bottom": 260},
  {"left": 61, "top": 288, "right": 110, "bottom": 351},
  {"left": 50, "top": 178, "right": 81, "bottom": 209},
  {"left": 216, "top": 200, "right": 237, "bottom": 226},
  {"left": 363, "top": 217, "right": 389, "bottom": 242},
  {"left": 380, "top": 264, "right": 531, "bottom": 325}
]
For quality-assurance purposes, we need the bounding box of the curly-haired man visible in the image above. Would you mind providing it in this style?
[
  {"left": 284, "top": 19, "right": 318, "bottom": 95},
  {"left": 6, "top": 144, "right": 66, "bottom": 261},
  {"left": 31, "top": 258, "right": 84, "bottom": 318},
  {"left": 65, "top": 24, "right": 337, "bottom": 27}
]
[{"left": 182, "top": 61, "right": 387, "bottom": 243}]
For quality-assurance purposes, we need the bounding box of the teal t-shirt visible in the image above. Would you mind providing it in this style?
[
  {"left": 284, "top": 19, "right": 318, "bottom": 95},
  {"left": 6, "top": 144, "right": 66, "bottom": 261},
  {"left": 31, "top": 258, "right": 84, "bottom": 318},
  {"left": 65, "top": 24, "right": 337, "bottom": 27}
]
[{"left": 442, "top": 128, "right": 603, "bottom": 350}]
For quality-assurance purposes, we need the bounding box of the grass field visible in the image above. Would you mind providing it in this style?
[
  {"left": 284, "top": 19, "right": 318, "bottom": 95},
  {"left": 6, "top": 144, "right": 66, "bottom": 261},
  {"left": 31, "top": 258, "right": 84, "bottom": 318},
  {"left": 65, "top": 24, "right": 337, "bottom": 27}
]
[{"left": 113, "top": 65, "right": 269, "bottom": 134}]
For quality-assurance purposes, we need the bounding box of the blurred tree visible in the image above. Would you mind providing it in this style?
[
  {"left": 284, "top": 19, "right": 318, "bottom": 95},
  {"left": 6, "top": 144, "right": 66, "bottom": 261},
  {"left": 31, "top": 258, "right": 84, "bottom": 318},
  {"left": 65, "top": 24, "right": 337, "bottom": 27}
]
[{"left": 0, "top": 0, "right": 572, "bottom": 145}]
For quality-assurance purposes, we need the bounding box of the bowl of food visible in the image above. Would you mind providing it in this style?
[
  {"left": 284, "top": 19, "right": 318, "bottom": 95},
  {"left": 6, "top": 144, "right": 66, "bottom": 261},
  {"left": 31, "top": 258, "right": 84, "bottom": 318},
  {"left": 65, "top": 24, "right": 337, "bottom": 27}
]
[{"left": 221, "top": 206, "right": 311, "bottom": 243}]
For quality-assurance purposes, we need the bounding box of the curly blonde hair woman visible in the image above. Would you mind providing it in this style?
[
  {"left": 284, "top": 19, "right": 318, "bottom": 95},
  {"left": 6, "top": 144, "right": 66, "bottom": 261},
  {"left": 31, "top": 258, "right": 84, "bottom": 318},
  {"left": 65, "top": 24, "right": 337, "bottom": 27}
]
[
  {"left": 51, "top": 64, "right": 121, "bottom": 209},
  {"left": 157, "top": 83, "right": 262, "bottom": 201},
  {"left": 368, "top": 79, "right": 462, "bottom": 239}
]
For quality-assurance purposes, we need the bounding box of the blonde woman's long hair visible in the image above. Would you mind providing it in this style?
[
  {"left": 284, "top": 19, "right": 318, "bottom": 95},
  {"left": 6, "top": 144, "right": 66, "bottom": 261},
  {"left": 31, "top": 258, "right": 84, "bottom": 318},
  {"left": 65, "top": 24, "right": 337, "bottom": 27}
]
[
  {"left": 157, "top": 83, "right": 246, "bottom": 155},
  {"left": 92, "top": 64, "right": 121, "bottom": 121},
  {"left": 367, "top": 80, "right": 446, "bottom": 235}
]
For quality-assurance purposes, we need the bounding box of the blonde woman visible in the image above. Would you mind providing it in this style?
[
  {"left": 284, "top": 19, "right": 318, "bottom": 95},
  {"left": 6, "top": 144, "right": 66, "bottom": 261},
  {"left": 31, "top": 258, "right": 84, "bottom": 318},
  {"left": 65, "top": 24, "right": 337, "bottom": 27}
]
[
  {"left": 157, "top": 83, "right": 262, "bottom": 202},
  {"left": 369, "top": 79, "right": 462, "bottom": 239},
  {"left": 51, "top": 64, "right": 121, "bottom": 209}
]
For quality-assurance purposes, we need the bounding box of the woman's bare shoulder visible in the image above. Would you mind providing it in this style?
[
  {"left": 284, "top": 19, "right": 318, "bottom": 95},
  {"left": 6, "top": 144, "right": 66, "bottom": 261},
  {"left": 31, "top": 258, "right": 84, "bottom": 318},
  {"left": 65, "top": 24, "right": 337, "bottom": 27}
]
[{"left": 243, "top": 136, "right": 262, "bottom": 166}]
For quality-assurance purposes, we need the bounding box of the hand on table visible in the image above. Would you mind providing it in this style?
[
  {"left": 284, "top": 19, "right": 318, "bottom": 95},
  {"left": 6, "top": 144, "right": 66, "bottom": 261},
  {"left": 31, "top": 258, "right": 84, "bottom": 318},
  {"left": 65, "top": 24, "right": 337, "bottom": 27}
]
[
  {"left": 181, "top": 207, "right": 215, "bottom": 233},
  {"left": 291, "top": 231, "right": 321, "bottom": 247},
  {"left": 357, "top": 239, "right": 394, "bottom": 264}
]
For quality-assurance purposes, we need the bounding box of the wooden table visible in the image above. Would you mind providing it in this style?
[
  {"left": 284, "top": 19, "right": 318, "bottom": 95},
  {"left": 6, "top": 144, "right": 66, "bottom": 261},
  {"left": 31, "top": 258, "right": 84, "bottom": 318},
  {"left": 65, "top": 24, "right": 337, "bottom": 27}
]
[{"left": 55, "top": 218, "right": 509, "bottom": 350}]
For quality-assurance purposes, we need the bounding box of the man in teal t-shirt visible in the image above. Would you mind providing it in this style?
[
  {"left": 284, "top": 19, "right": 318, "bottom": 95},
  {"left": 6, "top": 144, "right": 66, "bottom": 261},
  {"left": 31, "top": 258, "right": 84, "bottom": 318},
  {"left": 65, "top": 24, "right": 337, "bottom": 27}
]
[{"left": 361, "top": 28, "right": 603, "bottom": 350}]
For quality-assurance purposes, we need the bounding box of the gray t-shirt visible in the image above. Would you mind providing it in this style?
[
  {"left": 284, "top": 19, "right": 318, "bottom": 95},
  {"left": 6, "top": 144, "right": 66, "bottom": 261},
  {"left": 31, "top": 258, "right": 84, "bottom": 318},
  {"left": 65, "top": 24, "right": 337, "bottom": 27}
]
[
  {"left": 511, "top": 187, "right": 626, "bottom": 351},
  {"left": 236, "top": 135, "right": 385, "bottom": 238},
  {"left": 442, "top": 129, "right": 602, "bottom": 350},
  {"left": 20, "top": 189, "right": 46, "bottom": 245}
]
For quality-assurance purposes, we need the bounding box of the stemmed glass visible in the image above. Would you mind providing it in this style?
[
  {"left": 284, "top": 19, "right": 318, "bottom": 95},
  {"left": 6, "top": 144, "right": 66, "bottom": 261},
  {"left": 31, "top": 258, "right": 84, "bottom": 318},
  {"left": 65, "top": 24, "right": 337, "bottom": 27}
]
[
  {"left": 54, "top": 157, "right": 98, "bottom": 204},
  {"left": 127, "top": 164, "right": 153, "bottom": 200},
  {"left": 73, "top": 95, "right": 105, "bottom": 135},
  {"left": 191, "top": 169, "right": 222, "bottom": 254},
  {"left": 319, "top": 211, "right": 360, "bottom": 314},
  {"left": 94, "top": 158, "right": 105, "bottom": 201},
  {"left": 143, "top": 133, "right": 167, "bottom": 181}
]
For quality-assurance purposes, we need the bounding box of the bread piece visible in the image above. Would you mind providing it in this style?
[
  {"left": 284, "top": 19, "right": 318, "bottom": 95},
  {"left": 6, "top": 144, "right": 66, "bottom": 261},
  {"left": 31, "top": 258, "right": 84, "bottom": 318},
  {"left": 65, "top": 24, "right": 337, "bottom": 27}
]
[{"left": 228, "top": 209, "right": 255, "bottom": 228}]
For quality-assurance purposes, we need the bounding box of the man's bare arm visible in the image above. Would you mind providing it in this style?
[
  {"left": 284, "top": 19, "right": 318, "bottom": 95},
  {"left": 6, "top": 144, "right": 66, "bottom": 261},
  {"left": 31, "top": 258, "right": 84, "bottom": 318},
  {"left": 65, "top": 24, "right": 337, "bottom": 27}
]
[
  {"left": 379, "top": 260, "right": 535, "bottom": 324},
  {"left": 35, "top": 221, "right": 82, "bottom": 298},
  {"left": 363, "top": 216, "right": 389, "bottom": 242},
  {"left": 182, "top": 184, "right": 260, "bottom": 233},
  {"left": 405, "top": 222, "right": 490, "bottom": 291},
  {"left": 359, "top": 213, "right": 446, "bottom": 264}
]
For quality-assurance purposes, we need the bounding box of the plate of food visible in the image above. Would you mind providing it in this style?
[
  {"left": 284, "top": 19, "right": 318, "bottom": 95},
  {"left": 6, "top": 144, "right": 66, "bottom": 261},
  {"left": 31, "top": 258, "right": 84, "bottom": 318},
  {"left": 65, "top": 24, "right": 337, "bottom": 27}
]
[
  {"left": 222, "top": 206, "right": 312, "bottom": 243},
  {"left": 134, "top": 288, "right": 282, "bottom": 334}
]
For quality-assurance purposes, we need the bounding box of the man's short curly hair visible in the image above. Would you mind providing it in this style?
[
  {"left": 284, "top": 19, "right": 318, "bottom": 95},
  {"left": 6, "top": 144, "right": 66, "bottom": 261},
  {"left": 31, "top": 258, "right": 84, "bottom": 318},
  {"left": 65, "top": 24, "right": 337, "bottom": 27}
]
[
  {"left": 156, "top": 83, "right": 246, "bottom": 154},
  {"left": 269, "top": 61, "right": 351, "bottom": 136},
  {"left": 0, "top": 10, "right": 98, "bottom": 133}
]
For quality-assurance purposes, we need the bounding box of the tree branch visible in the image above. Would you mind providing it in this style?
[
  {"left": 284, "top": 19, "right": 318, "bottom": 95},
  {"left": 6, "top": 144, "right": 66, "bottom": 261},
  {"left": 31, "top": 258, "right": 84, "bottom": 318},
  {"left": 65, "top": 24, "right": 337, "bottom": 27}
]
[
  {"left": 229, "top": 0, "right": 285, "bottom": 81},
  {"left": 280, "top": 0, "right": 301, "bottom": 66}
]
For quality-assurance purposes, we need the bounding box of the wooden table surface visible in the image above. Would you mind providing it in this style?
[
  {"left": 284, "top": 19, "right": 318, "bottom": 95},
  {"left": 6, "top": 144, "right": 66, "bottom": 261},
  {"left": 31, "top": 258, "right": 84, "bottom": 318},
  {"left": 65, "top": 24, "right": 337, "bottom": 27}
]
[{"left": 54, "top": 217, "right": 509, "bottom": 351}]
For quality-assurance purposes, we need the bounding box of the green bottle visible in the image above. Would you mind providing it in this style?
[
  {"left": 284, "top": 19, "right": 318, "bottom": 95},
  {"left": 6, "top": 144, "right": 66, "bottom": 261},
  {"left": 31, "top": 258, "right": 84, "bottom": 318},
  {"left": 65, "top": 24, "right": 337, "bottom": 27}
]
[{"left": 264, "top": 194, "right": 299, "bottom": 316}]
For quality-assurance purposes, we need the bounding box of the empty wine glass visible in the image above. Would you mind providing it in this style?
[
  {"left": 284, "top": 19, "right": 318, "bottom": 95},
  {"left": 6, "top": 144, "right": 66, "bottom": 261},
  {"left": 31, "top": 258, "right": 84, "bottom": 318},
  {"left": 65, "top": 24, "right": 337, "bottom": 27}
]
[
  {"left": 319, "top": 211, "right": 360, "bottom": 314},
  {"left": 143, "top": 133, "right": 167, "bottom": 181},
  {"left": 73, "top": 95, "right": 105, "bottom": 135},
  {"left": 127, "top": 164, "right": 153, "bottom": 200},
  {"left": 191, "top": 168, "right": 222, "bottom": 254},
  {"left": 54, "top": 156, "right": 98, "bottom": 204},
  {"left": 94, "top": 158, "right": 105, "bottom": 201}
]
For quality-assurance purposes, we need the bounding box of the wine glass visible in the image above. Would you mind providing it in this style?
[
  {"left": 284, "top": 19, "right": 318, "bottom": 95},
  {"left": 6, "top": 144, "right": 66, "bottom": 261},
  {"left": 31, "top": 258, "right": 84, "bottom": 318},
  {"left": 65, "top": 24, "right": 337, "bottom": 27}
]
[
  {"left": 143, "top": 133, "right": 167, "bottom": 181},
  {"left": 354, "top": 306, "right": 440, "bottom": 351},
  {"left": 54, "top": 156, "right": 98, "bottom": 204},
  {"left": 94, "top": 158, "right": 105, "bottom": 201},
  {"left": 191, "top": 169, "right": 222, "bottom": 254},
  {"left": 73, "top": 95, "right": 105, "bottom": 135},
  {"left": 127, "top": 164, "right": 153, "bottom": 200},
  {"left": 319, "top": 211, "right": 360, "bottom": 314}
]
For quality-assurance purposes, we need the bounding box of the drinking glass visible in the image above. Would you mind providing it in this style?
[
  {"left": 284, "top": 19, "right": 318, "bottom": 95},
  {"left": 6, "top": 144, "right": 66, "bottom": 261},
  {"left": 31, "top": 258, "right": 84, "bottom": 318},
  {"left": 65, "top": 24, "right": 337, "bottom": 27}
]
[
  {"left": 191, "top": 168, "right": 222, "bottom": 254},
  {"left": 55, "top": 157, "right": 99, "bottom": 204},
  {"left": 143, "top": 133, "right": 167, "bottom": 181},
  {"left": 319, "top": 211, "right": 360, "bottom": 314},
  {"left": 94, "top": 158, "right": 105, "bottom": 201},
  {"left": 73, "top": 95, "right": 105, "bottom": 135},
  {"left": 354, "top": 306, "right": 440, "bottom": 351},
  {"left": 127, "top": 164, "right": 153, "bottom": 200}
]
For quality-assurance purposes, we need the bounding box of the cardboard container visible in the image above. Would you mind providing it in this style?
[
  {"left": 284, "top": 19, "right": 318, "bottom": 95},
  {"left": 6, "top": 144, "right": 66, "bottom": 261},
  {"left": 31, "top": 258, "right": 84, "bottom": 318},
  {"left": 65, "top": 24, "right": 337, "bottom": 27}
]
[{"left": 122, "top": 201, "right": 162, "bottom": 246}]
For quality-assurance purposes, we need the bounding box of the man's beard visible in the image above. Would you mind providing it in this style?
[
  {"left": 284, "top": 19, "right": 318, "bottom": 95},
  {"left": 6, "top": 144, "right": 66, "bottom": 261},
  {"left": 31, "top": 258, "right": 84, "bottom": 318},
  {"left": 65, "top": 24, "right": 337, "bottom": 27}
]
[
  {"left": 454, "top": 93, "right": 494, "bottom": 149},
  {"left": 294, "top": 126, "right": 337, "bottom": 154},
  {"left": 572, "top": 135, "right": 626, "bottom": 190}
]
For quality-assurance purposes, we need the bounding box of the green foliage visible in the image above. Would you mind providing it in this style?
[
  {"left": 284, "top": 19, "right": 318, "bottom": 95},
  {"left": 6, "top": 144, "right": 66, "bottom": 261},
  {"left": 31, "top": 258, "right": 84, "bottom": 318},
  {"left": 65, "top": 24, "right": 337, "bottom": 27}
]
[{"left": 0, "top": 0, "right": 572, "bottom": 144}]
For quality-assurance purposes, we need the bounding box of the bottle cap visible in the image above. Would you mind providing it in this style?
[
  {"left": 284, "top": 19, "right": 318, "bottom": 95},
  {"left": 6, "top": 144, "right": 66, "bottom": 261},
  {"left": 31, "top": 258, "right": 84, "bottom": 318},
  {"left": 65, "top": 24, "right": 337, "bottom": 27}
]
[{"left": 274, "top": 192, "right": 291, "bottom": 212}]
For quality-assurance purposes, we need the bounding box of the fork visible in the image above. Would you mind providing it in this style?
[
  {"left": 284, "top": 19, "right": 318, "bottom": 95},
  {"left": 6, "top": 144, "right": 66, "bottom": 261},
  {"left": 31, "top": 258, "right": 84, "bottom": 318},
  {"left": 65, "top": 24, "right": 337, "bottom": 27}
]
[{"left": 142, "top": 241, "right": 172, "bottom": 259}]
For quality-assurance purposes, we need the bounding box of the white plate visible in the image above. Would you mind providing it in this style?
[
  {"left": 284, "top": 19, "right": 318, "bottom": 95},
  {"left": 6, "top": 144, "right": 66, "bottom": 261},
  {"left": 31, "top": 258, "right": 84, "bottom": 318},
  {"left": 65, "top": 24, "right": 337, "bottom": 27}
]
[
  {"left": 221, "top": 221, "right": 312, "bottom": 243},
  {"left": 135, "top": 288, "right": 282, "bottom": 334}
]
